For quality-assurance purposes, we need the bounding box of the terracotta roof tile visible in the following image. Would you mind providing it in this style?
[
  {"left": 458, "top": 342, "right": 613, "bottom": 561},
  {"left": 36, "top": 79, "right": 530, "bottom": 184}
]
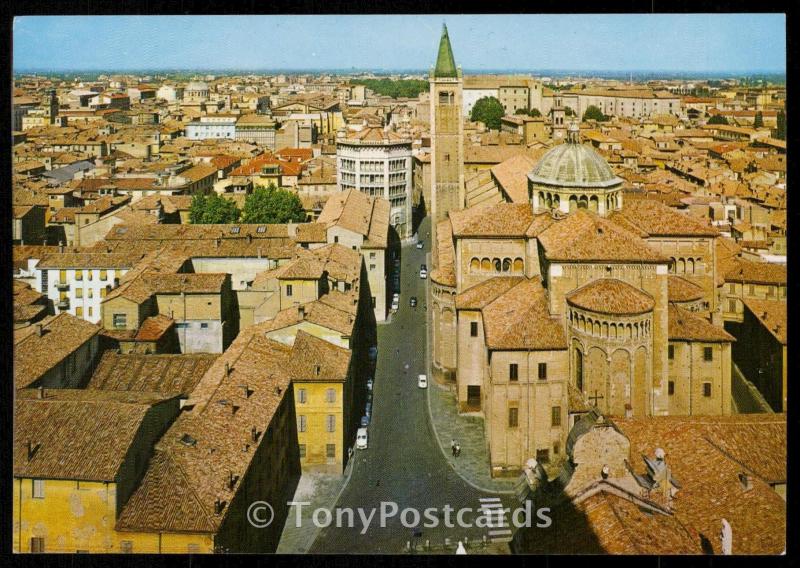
[
  {"left": 668, "top": 303, "right": 735, "bottom": 343},
  {"left": 567, "top": 278, "right": 655, "bottom": 316}
]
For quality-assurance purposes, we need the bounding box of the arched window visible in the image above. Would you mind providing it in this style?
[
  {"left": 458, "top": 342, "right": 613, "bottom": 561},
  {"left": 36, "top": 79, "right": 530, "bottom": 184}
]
[
  {"left": 569, "top": 195, "right": 578, "bottom": 213},
  {"left": 589, "top": 195, "right": 599, "bottom": 213},
  {"left": 481, "top": 258, "right": 491, "bottom": 271},
  {"left": 611, "top": 323, "right": 617, "bottom": 339},
  {"left": 593, "top": 321, "right": 601, "bottom": 336},
  {"left": 688, "top": 258, "right": 695, "bottom": 274},
  {"left": 575, "top": 349, "right": 584, "bottom": 391},
  {"left": 502, "top": 258, "right": 511, "bottom": 272},
  {"left": 578, "top": 195, "right": 588, "bottom": 209},
  {"left": 634, "top": 322, "right": 639, "bottom": 339},
  {"left": 602, "top": 322, "right": 609, "bottom": 337},
  {"left": 513, "top": 258, "right": 524, "bottom": 272},
  {"left": 669, "top": 257, "right": 676, "bottom": 274},
  {"left": 470, "top": 258, "right": 480, "bottom": 271},
  {"left": 493, "top": 258, "right": 502, "bottom": 272},
  {"left": 546, "top": 194, "right": 553, "bottom": 209},
  {"left": 677, "top": 258, "right": 685, "bottom": 273},
  {"left": 553, "top": 194, "right": 560, "bottom": 209}
]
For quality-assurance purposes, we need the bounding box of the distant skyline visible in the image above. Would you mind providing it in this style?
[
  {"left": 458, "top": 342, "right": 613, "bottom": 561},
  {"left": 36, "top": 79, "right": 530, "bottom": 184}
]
[{"left": 13, "top": 15, "right": 786, "bottom": 74}]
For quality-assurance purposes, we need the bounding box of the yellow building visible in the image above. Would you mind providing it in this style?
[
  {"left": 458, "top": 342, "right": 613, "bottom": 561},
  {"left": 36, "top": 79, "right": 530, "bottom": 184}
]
[
  {"left": 13, "top": 389, "right": 181, "bottom": 553},
  {"left": 289, "top": 331, "right": 355, "bottom": 473}
]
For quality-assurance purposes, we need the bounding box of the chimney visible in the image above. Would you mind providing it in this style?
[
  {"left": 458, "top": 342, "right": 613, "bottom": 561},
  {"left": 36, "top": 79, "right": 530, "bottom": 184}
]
[
  {"left": 35, "top": 324, "right": 43, "bottom": 338},
  {"left": 241, "top": 384, "right": 250, "bottom": 398},
  {"left": 27, "top": 441, "right": 39, "bottom": 461},
  {"left": 37, "top": 385, "right": 45, "bottom": 399},
  {"left": 601, "top": 465, "right": 610, "bottom": 479},
  {"left": 738, "top": 472, "right": 753, "bottom": 491},
  {"left": 298, "top": 305, "right": 305, "bottom": 318},
  {"left": 58, "top": 240, "right": 65, "bottom": 253},
  {"left": 224, "top": 362, "right": 231, "bottom": 377},
  {"left": 228, "top": 471, "right": 236, "bottom": 489},
  {"left": 247, "top": 234, "right": 253, "bottom": 244},
  {"left": 214, "top": 498, "right": 224, "bottom": 515},
  {"left": 257, "top": 247, "right": 262, "bottom": 259},
  {"left": 625, "top": 403, "right": 633, "bottom": 419},
  {"left": 251, "top": 426, "right": 259, "bottom": 442}
]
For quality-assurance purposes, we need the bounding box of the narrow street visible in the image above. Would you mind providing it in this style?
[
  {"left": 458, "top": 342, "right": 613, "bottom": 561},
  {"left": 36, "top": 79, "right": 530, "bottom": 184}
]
[{"left": 311, "top": 218, "right": 518, "bottom": 553}]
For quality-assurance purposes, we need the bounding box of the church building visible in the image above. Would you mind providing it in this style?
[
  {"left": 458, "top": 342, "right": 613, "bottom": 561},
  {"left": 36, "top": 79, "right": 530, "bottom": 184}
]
[{"left": 428, "top": 30, "right": 735, "bottom": 477}]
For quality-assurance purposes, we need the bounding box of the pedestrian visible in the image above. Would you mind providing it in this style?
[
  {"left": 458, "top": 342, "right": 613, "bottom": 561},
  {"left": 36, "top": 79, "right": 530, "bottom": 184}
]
[
  {"left": 455, "top": 444, "right": 461, "bottom": 458},
  {"left": 451, "top": 439, "right": 456, "bottom": 457}
]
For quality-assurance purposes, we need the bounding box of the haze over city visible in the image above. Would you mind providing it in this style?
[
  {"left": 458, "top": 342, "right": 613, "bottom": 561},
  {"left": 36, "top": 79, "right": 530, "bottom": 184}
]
[{"left": 14, "top": 14, "right": 786, "bottom": 74}]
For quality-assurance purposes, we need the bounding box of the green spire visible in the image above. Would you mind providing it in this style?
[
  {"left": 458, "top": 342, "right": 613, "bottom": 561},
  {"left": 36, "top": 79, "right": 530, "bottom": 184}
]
[{"left": 434, "top": 24, "right": 458, "bottom": 78}]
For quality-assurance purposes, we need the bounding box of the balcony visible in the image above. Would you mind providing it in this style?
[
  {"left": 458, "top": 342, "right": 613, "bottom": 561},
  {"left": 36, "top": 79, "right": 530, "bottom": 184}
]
[
  {"left": 57, "top": 297, "right": 70, "bottom": 310},
  {"left": 55, "top": 281, "right": 70, "bottom": 291}
]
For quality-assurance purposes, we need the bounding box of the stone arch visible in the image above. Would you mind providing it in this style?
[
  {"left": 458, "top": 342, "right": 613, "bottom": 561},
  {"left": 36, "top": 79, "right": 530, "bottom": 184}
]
[
  {"left": 610, "top": 349, "right": 631, "bottom": 416},
  {"left": 553, "top": 194, "right": 560, "bottom": 209},
  {"left": 538, "top": 192, "right": 545, "bottom": 207},
  {"left": 513, "top": 258, "right": 524, "bottom": 272},
  {"left": 677, "top": 258, "right": 685, "bottom": 273},
  {"left": 502, "top": 258, "right": 511, "bottom": 272},
  {"left": 688, "top": 258, "right": 695, "bottom": 274},
  {"left": 470, "top": 257, "right": 480, "bottom": 271},
  {"left": 481, "top": 258, "right": 491, "bottom": 271},
  {"left": 593, "top": 320, "right": 601, "bottom": 336},
  {"left": 634, "top": 322, "right": 639, "bottom": 339},
  {"left": 626, "top": 323, "right": 633, "bottom": 339},
  {"left": 493, "top": 258, "right": 502, "bottom": 272},
  {"left": 579, "top": 314, "right": 586, "bottom": 333},
  {"left": 610, "top": 323, "right": 617, "bottom": 339},
  {"left": 602, "top": 321, "right": 609, "bottom": 338},
  {"left": 546, "top": 193, "right": 553, "bottom": 209},
  {"left": 633, "top": 346, "right": 649, "bottom": 416},
  {"left": 589, "top": 195, "right": 599, "bottom": 213},
  {"left": 586, "top": 346, "right": 609, "bottom": 412},
  {"left": 669, "top": 257, "right": 676, "bottom": 274},
  {"left": 578, "top": 195, "right": 588, "bottom": 209},
  {"left": 569, "top": 195, "right": 578, "bottom": 212}
]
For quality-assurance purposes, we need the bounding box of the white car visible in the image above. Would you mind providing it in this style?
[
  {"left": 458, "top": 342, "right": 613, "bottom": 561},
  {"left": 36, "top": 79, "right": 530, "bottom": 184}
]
[
  {"left": 356, "top": 427, "right": 369, "bottom": 449},
  {"left": 416, "top": 240, "right": 424, "bottom": 249},
  {"left": 391, "top": 298, "right": 400, "bottom": 311},
  {"left": 419, "top": 268, "right": 427, "bottom": 279},
  {"left": 417, "top": 374, "right": 428, "bottom": 389}
]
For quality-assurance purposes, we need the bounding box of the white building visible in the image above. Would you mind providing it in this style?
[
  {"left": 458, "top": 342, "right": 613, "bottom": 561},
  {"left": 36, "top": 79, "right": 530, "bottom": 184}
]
[
  {"left": 31, "top": 252, "right": 142, "bottom": 324},
  {"left": 185, "top": 115, "right": 237, "bottom": 140},
  {"left": 336, "top": 127, "right": 413, "bottom": 239},
  {"left": 156, "top": 85, "right": 184, "bottom": 102}
]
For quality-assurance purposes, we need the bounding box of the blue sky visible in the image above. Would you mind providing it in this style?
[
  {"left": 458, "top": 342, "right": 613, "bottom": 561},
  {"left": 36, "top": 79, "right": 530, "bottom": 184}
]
[{"left": 13, "top": 14, "right": 786, "bottom": 73}]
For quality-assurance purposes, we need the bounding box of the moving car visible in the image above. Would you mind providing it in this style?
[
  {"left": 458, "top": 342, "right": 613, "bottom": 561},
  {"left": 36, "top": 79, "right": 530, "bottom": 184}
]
[
  {"left": 418, "top": 374, "right": 428, "bottom": 389},
  {"left": 391, "top": 297, "right": 400, "bottom": 311},
  {"left": 366, "top": 378, "right": 373, "bottom": 391},
  {"left": 356, "top": 428, "right": 369, "bottom": 449},
  {"left": 360, "top": 415, "right": 370, "bottom": 427},
  {"left": 416, "top": 240, "right": 424, "bottom": 249},
  {"left": 365, "top": 401, "right": 372, "bottom": 417},
  {"left": 409, "top": 296, "right": 417, "bottom": 307},
  {"left": 419, "top": 267, "right": 427, "bottom": 279}
]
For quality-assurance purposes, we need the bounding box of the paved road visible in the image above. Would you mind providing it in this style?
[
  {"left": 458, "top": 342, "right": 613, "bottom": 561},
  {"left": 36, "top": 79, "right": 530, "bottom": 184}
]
[{"left": 311, "top": 218, "right": 518, "bottom": 554}]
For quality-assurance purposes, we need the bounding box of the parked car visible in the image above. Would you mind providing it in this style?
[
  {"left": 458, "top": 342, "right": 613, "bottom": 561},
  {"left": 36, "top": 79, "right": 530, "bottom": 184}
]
[
  {"left": 418, "top": 374, "right": 428, "bottom": 389},
  {"left": 368, "top": 346, "right": 378, "bottom": 361},
  {"left": 356, "top": 428, "right": 369, "bottom": 449},
  {"left": 419, "top": 268, "right": 427, "bottom": 279},
  {"left": 360, "top": 415, "right": 370, "bottom": 427},
  {"left": 365, "top": 401, "right": 372, "bottom": 417},
  {"left": 409, "top": 296, "right": 417, "bottom": 307},
  {"left": 366, "top": 378, "right": 373, "bottom": 391},
  {"left": 391, "top": 297, "right": 400, "bottom": 311},
  {"left": 416, "top": 240, "right": 424, "bottom": 249},
  {"left": 366, "top": 391, "right": 373, "bottom": 405}
]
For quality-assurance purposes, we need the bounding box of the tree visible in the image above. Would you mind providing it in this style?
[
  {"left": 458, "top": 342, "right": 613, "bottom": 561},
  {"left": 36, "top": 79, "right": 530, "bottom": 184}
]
[
  {"left": 470, "top": 96, "right": 505, "bottom": 130},
  {"left": 514, "top": 108, "right": 529, "bottom": 115},
  {"left": 528, "top": 107, "right": 542, "bottom": 118},
  {"left": 775, "top": 110, "right": 786, "bottom": 140},
  {"left": 707, "top": 114, "right": 729, "bottom": 125},
  {"left": 582, "top": 105, "right": 607, "bottom": 122},
  {"left": 753, "top": 111, "right": 764, "bottom": 128},
  {"left": 189, "top": 193, "right": 240, "bottom": 224},
  {"left": 564, "top": 107, "right": 575, "bottom": 117},
  {"left": 241, "top": 184, "right": 306, "bottom": 224}
]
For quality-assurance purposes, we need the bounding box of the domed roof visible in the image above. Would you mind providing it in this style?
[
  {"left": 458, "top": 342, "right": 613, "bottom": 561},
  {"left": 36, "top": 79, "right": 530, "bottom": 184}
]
[
  {"left": 528, "top": 124, "right": 622, "bottom": 189},
  {"left": 567, "top": 278, "right": 654, "bottom": 316},
  {"left": 185, "top": 81, "right": 209, "bottom": 91}
]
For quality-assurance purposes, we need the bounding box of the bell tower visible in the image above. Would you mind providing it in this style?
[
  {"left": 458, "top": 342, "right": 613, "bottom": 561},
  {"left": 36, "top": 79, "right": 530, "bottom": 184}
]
[{"left": 429, "top": 24, "right": 464, "bottom": 262}]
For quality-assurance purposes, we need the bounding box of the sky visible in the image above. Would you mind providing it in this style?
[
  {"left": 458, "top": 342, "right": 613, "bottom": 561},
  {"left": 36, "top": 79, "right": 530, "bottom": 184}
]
[{"left": 13, "top": 14, "right": 786, "bottom": 74}]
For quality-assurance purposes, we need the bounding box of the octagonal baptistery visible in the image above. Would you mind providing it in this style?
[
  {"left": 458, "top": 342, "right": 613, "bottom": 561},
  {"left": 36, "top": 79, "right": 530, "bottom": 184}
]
[
  {"left": 528, "top": 122, "right": 623, "bottom": 217},
  {"left": 566, "top": 279, "right": 655, "bottom": 417}
]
